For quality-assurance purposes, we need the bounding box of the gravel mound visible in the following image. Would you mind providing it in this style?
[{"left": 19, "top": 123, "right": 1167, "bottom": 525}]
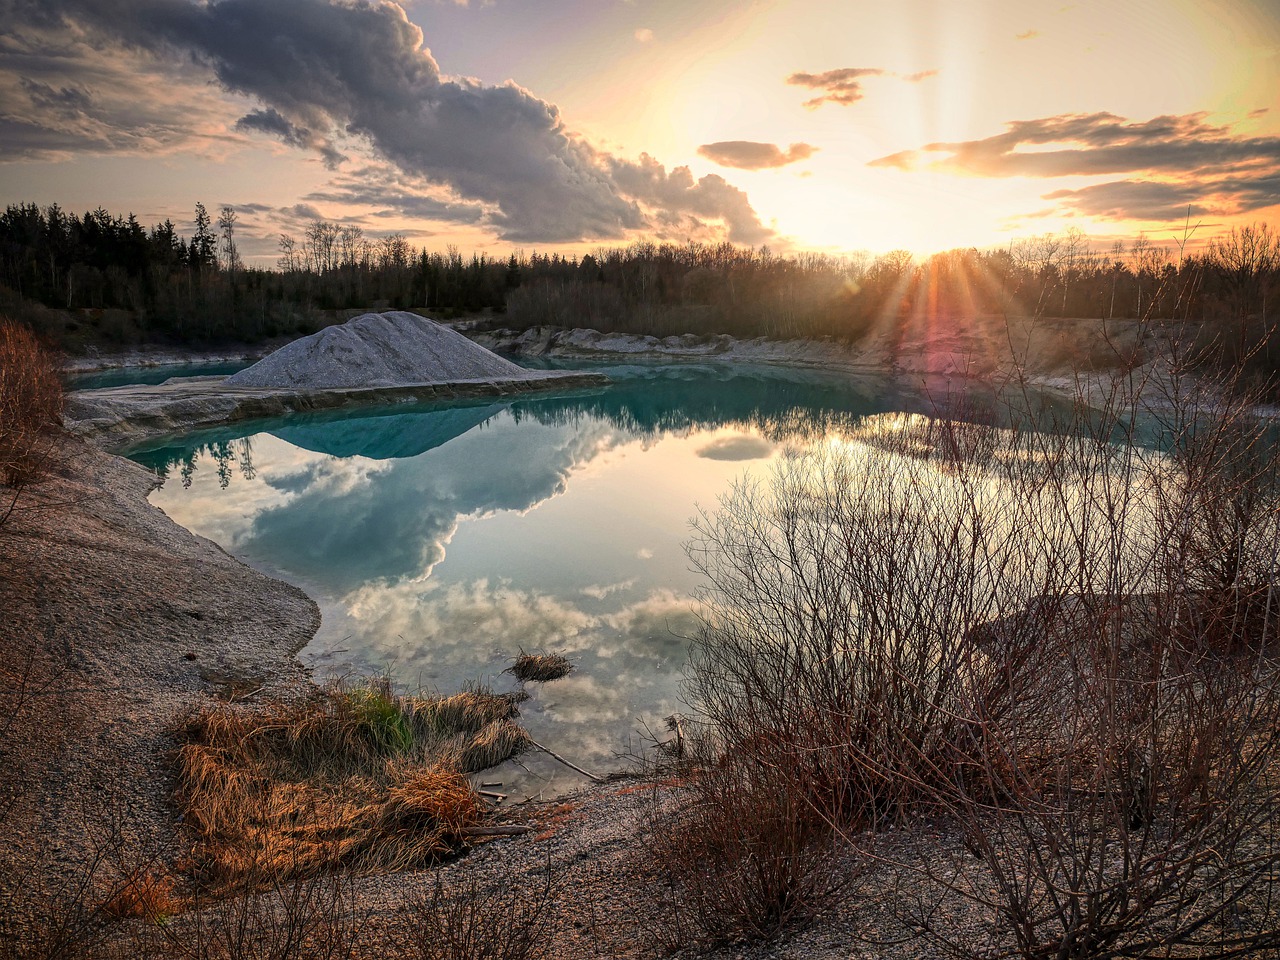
[{"left": 225, "top": 311, "right": 532, "bottom": 389}]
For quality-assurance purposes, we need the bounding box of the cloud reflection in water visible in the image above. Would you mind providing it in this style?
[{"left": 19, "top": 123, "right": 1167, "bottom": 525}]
[{"left": 139, "top": 363, "right": 928, "bottom": 794}]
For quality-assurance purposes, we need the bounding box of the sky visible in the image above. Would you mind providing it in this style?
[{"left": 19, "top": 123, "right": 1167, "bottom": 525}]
[{"left": 1, "top": 0, "right": 1278, "bottom": 264}]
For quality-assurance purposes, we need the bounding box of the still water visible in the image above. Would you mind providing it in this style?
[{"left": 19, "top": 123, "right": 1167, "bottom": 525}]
[
  {"left": 127, "top": 361, "right": 1001, "bottom": 797},
  {"left": 70, "top": 361, "right": 252, "bottom": 390}
]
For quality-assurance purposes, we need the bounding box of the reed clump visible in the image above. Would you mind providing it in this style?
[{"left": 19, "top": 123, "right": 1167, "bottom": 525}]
[
  {"left": 175, "top": 680, "right": 530, "bottom": 892},
  {"left": 507, "top": 652, "right": 574, "bottom": 683}
]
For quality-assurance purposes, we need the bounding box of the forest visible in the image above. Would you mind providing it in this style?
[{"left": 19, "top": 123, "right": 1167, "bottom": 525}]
[{"left": 1, "top": 200, "right": 1276, "bottom": 364}]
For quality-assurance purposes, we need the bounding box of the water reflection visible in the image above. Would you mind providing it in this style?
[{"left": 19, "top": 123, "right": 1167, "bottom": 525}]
[{"left": 131, "top": 361, "right": 1030, "bottom": 797}]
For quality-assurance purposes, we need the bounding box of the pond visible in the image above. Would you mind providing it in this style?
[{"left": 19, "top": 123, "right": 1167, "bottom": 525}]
[{"left": 126, "top": 360, "right": 1011, "bottom": 798}]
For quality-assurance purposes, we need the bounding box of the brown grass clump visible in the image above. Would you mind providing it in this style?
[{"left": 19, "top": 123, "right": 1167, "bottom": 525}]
[
  {"left": 175, "top": 681, "right": 531, "bottom": 892},
  {"left": 507, "top": 652, "right": 574, "bottom": 683},
  {"left": 0, "top": 318, "right": 63, "bottom": 523},
  {"left": 100, "top": 869, "right": 182, "bottom": 923}
]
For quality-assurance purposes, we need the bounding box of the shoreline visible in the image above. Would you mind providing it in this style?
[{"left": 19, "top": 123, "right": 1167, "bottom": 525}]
[
  {"left": 14, "top": 330, "right": 1276, "bottom": 956},
  {"left": 65, "top": 369, "right": 610, "bottom": 448}
]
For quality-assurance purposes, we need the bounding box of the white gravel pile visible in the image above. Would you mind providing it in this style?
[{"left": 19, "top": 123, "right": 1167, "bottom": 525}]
[{"left": 226, "top": 311, "right": 533, "bottom": 388}]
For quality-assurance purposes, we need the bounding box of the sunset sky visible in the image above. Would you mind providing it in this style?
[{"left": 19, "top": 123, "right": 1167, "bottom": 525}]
[{"left": 2, "top": 0, "right": 1278, "bottom": 263}]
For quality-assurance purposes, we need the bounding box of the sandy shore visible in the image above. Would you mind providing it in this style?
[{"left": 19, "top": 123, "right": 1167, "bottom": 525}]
[{"left": 0, "top": 441, "right": 316, "bottom": 923}]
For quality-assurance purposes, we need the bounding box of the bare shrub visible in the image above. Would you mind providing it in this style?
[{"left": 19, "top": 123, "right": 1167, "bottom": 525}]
[
  {"left": 640, "top": 742, "right": 851, "bottom": 949},
  {"left": 676, "top": 347, "right": 1280, "bottom": 954},
  {"left": 155, "top": 872, "right": 362, "bottom": 960},
  {"left": 685, "top": 412, "right": 1056, "bottom": 827},
  {"left": 906, "top": 370, "right": 1280, "bottom": 958},
  {"left": 393, "top": 858, "right": 560, "bottom": 960},
  {"left": 0, "top": 318, "right": 64, "bottom": 527}
]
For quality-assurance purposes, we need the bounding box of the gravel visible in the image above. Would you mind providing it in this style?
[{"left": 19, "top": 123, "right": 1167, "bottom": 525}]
[{"left": 225, "top": 312, "right": 537, "bottom": 388}]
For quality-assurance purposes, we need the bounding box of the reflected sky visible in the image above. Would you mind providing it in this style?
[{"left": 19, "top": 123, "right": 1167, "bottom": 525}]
[{"left": 134, "top": 361, "right": 1016, "bottom": 797}]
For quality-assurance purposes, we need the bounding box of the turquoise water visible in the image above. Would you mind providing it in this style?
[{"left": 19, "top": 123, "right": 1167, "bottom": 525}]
[
  {"left": 128, "top": 361, "right": 1010, "bottom": 798},
  {"left": 68, "top": 361, "right": 251, "bottom": 389}
]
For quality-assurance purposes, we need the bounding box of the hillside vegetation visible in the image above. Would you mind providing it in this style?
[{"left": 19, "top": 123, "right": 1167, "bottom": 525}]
[{"left": 2, "top": 203, "right": 1277, "bottom": 384}]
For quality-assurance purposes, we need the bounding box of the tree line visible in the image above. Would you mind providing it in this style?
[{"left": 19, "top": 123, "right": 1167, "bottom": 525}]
[{"left": 1, "top": 201, "right": 1276, "bottom": 355}]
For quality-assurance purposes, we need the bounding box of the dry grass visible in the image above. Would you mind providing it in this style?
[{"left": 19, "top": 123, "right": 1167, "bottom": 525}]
[
  {"left": 175, "top": 680, "right": 531, "bottom": 892},
  {"left": 506, "top": 652, "right": 574, "bottom": 684}
]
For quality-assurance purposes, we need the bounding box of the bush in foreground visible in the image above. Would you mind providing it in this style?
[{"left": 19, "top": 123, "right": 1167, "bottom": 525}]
[{"left": 668, "top": 348, "right": 1280, "bottom": 955}]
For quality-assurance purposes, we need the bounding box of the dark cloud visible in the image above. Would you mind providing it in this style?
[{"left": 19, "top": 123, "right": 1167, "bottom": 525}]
[
  {"left": 787, "top": 67, "right": 883, "bottom": 108},
  {"left": 305, "top": 187, "right": 486, "bottom": 225},
  {"left": 234, "top": 108, "right": 304, "bottom": 146},
  {"left": 235, "top": 108, "right": 348, "bottom": 166},
  {"left": 282, "top": 202, "right": 326, "bottom": 222},
  {"left": 19, "top": 77, "right": 92, "bottom": 112},
  {"left": 697, "top": 140, "right": 817, "bottom": 170},
  {"left": 2, "top": 0, "right": 770, "bottom": 245}
]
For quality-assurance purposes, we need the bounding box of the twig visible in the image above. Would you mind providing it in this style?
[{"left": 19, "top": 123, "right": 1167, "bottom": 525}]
[
  {"left": 529, "top": 738, "right": 601, "bottom": 781},
  {"left": 461, "top": 824, "right": 530, "bottom": 837}
]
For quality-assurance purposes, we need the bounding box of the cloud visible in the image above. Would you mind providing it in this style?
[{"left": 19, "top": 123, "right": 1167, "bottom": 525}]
[
  {"left": 786, "top": 65, "right": 937, "bottom": 108},
  {"left": 0, "top": 17, "right": 241, "bottom": 161},
  {"left": 634, "top": 27, "right": 654, "bottom": 42},
  {"left": 870, "top": 111, "right": 1280, "bottom": 178},
  {"left": 234, "top": 106, "right": 347, "bottom": 167},
  {"left": 305, "top": 181, "right": 487, "bottom": 226},
  {"left": 4, "top": 0, "right": 770, "bottom": 245},
  {"left": 606, "top": 153, "right": 771, "bottom": 244},
  {"left": 1043, "top": 176, "right": 1280, "bottom": 221},
  {"left": 787, "top": 67, "right": 884, "bottom": 108},
  {"left": 695, "top": 434, "right": 775, "bottom": 461},
  {"left": 1015, "top": 29, "right": 1039, "bottom": 40},
  {"left": 580, "top": 579, "right": 637, "bottom": 601},
  {"left": 697, "top": 140, "right": 816, "bottom": 171},
  {"left": 869, "top": 110, "right": 1280, "bottom": 221}
]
